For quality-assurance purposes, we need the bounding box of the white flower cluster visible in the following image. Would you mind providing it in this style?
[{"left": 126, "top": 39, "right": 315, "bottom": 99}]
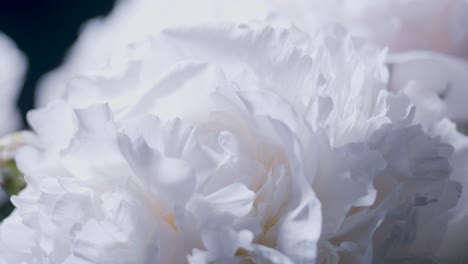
[{"left": 1, "top": 0, "right": 468, "bottom": 263}]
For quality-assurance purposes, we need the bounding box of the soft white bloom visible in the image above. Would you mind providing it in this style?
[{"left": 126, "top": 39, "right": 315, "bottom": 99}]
[
  {"left": 0, "top": 32, "right": 26, "bottom": 135},
  {"left": 0, "top": 22, "right": 461, "bottom": 263},
  {"left": 270, "top": 0, "right": 468, "bottom": 59}
]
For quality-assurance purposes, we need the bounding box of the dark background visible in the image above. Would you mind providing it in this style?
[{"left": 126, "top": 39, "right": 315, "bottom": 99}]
[{"left": 0, "top": 0, "right": 116, "bottom": 126}]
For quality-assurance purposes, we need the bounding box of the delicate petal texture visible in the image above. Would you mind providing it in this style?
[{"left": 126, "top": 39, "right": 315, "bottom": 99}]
[
  {"left": 36, "top": 0, "right": 269, "bottom": 107},
  {"left": 1, "top": 21, "right": 462, "bottom": 264},
  {"left": 35, "top": 0, "right": 468, "bottom": 141},
  {"left": 386, "top": 53, "right": 468, "bottom": 261},
  {"left": 27, "top": 0, "right": 468, "bottom": 262},
  {"left": 0, "top": 32, "right": 26, "bottom": 135}
]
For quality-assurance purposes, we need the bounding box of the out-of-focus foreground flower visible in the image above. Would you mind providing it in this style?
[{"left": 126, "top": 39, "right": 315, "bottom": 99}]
[
  {"left": 0, "top": 32, "right": 27, "bottom": 217},
  {"left": 0, "top": 21, "right": 463, "bottom": 263},
  {"left": 0, "top": 32, "right": 26, "bottom": 136}
]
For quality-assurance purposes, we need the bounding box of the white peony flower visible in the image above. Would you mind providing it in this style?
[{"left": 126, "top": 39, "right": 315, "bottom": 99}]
[
  {"left": 30, "top": 0, "right": 468, "bottom": 261},
  {"left": 0, "top": 32, "right": 26, "bottom": 135},
  {"left": 0, "top": 22, "right": 461, "bottom": 263}
]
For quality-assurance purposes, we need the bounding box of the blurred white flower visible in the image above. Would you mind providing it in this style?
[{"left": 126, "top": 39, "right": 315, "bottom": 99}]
[
  {"left": 0, "top": 32, "right": 26, "bottom": 135},
  {"left": 0, "top": 32, "right": 27, "bottom": 206},
  {"left": 387, "top": 51, "right": 468, "bottom": 122},
  {"left": 270, "top": 0, "right": 468, "bottom": 59},
  {"left": 0, "top": 22, "right": 461, "bottom": 263}
]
